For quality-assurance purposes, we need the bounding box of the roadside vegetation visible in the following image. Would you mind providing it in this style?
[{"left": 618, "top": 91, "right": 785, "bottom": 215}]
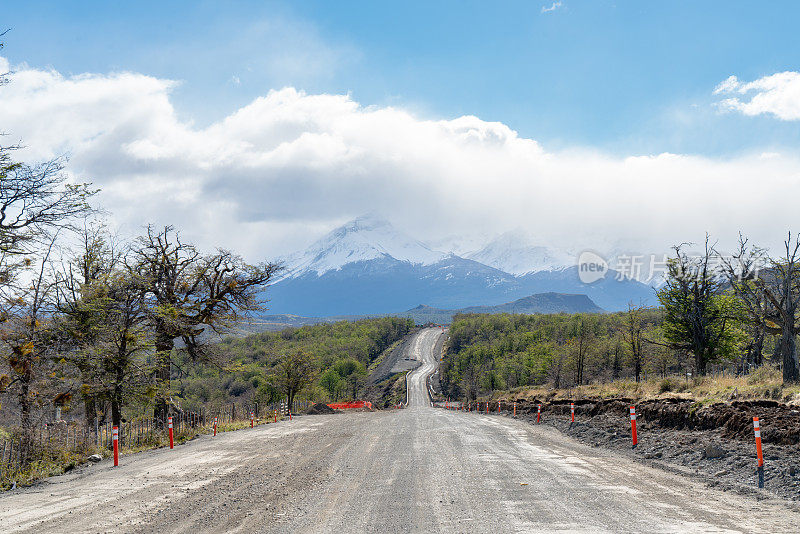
[
  {"left": 176, "top": 317, "right": 414, "bottom": 407},
  {"left": 0, "top": 35, "right": 413, "bottom": 488},
  {"left": 442, "top": 234, "right": 800, "bottom": 404}
]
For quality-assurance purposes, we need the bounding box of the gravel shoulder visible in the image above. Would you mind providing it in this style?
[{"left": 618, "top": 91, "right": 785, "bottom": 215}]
[
  {"left": 527, "top": 411, "right": 800, "bottom": 501},
  {"left": 506, "top": 397, "right": 800, "bottom": 502}
]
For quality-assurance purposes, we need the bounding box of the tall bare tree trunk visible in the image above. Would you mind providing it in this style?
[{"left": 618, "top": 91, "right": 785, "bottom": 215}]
[
  {"left": 153, "top": 336, "right": 173, "bottom": 423},
  {"left": 780, "top": 325, "right": 799, "bottom": 382}
]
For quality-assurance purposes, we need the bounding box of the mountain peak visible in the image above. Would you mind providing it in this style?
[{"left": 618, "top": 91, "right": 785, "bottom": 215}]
[
  {"left": 467, "top": 230, "right": 573, "bottom": 276},
  {"left": 279, "top": 214, "right": 446, "bottom": 278},
  {"left": 342, "top": 213, "right": 392, "bottom": 233}
]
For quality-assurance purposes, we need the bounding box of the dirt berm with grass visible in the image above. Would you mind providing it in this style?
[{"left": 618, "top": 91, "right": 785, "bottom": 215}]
[{"left": 507, "top": 396, "right": 800, "bottom": 501}]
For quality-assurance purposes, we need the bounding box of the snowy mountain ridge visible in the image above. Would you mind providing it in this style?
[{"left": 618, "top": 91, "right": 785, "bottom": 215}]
[
  {"left": 267, "top": 215, "right": 658, "bottom": 315},
  {"left": 466, "top": 229, "right": 574, "bottom": 276},
  {"left": 279, "top": 214, "right": 447, "bottom": 280},
  {"left": 279, "top": 215, "right": 574, "bottom": 280}
]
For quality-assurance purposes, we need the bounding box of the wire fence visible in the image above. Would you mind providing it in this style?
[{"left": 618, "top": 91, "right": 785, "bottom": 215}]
[{"left": 1, "top": 398, "right": 314, "bottom": 482}]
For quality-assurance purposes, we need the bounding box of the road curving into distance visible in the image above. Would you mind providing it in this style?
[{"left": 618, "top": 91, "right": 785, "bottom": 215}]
[
  {"left": 2, "top": 327, "right": 799, "bottom": 533},
  {"left": 404, "top": 326, "right": 443, "bottom": 407}
]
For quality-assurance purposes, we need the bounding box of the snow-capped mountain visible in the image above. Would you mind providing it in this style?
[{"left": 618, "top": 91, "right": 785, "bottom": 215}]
[
  {"left": 422, "top": 233, "right": 492, "bottom": 257},
  {"left": 264, "top": 215, "right": 657, "bottom": 316},
  {"left": 466, "top": 229, "right": 574, "bottom": 275},
  {"left": 278, "top": 214, "right": 446, "bottom": 280}
]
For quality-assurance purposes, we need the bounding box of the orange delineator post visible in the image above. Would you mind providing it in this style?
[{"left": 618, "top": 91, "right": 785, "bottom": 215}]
[
  {"left": 754, "top": 417, "right": 764, "bottom": 488},
  {"left": 112, "top": 426, "right": 119, "bottom": 467},
  {"left": 513, "top": 401, "right": 516, "bottom": 416},
  {"left": 168, "top": 416, "right": 174, "bottom": 449},
  {"left": 630, "top": 406, "right": 638, "bottom": 449},
  {"left": 571, "top": 403, "right": 575, "bottom": 424},
  {"left": 213, "top": 417, "right": 218, "bottom": 436},
  {"left": 250, "top": 412, "right": 254, "bottom": 428},
  {"left": 274, "top": 410, "right": 277, "bottom": 423},
  {"left": 537, "top": 404, "right": 541, "bottom": 423},
  {"left": 485, "top": 402, "right": 488, "bottom": 414},
  {"left": 498, "top": 400, "right": 501, "bottom": 413}
]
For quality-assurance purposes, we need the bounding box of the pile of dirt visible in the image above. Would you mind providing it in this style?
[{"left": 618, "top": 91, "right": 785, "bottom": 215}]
[
  {"left": 504, "top": 396, "right": 800, "bottom": 501},
  {"left": 513, "top": 397, "right": 800, "bottom": 445},
  {"left": 305, "top": 403, "right": 336, "bottom": 415}
]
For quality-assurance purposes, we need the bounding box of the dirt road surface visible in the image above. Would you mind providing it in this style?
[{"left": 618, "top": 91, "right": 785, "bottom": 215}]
[{"left": 3, "top": 328, "right": 799, "bottom": 533}]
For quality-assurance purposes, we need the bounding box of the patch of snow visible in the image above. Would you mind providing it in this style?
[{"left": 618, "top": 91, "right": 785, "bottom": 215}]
[
  {"left": 279, "top": 214, "right": 447, "bottom": 278},
  {"left": 466, "top": 229, "right": 574, "bottom": 275}
]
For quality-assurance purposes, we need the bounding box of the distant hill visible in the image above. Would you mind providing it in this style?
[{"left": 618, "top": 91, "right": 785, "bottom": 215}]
[{"left": 399, "top": 292, "right": 604, "bottom": 324}]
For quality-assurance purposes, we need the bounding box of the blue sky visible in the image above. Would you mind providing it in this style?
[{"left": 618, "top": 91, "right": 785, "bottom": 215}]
[
  {"left": 5, "top": 0, "right": 800, "bottom": 156},
  {"left": 2, "top": 2, "right": 800, "bottom": 258}
]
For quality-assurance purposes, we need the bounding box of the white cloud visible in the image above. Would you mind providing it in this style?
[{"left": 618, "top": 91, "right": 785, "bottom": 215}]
[
  {"left": 1, "top": 58, "right": 799, "bottom": 262},
  {"left": 541, "top": 2, "right": 562, "bottom": 14},
  {"left": 714, "top": 72, "right": 800, "bottom": 121}
]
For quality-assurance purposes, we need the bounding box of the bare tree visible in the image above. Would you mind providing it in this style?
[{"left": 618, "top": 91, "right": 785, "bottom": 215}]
[
  {"left": 88, "top": 270, "right": 153, "bottom": 428},
  {"left": 1, "top": 158, "right": 94, "bottom": 255},
  {"left": 572, "top": 319, "right": 590, "bottom": 385},
  {"left": 134, "top": 225, "right": 281, "bottom": 421},
  {"left": 0, "top": 29, "right": 9, "bottom": 86},
  {"left": 719, "top": 233, "right": 800, "bottom": 382},
  {"left": 623, "top": 304, "right": 645, "bottom": 382},
  {"left": 657, "top": 237, "right": 738, "bottom": 375},
  {"left": 54, "top": 219, "right": 122, "bottom": 431},
  {"left": 0, "top": 236, "right": 62, "bottom": 460}
]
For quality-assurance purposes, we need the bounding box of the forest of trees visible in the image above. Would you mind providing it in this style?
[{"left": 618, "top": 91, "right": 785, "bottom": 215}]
[
  {"left": 0, "top": 36, "right": 288, "bottom": 462},
  {"left": 442, "top": 234, "right": 800, "bottom": 400},
  {"left": 175, "top": 317, "right": 414, "bottom": 408}
]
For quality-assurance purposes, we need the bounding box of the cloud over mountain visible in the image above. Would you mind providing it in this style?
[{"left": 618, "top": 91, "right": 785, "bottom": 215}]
[{"left": 2, "top": 58, "right": 800, "bottom": 263}]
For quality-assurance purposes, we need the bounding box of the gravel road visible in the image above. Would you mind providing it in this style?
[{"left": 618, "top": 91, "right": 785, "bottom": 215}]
[{"left": 2, "top": 328, "right": 799, "bottom": 533}]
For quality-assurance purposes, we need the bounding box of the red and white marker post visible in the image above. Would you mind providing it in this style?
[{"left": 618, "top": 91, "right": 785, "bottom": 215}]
[
  {"left": 213, "top": 416, "right": 218, "bottom": 437},
  {"left": 630, "top": 406, "right": 638, "bottom": 449},
  {"left": 754, "top": 417, "right": 764, "bottom": 488},
  {"left": 485, "top": 402, "right": 488, "bottom": 415},
  {"left": 513, "top": 401, "right": 516, "bottom": 417},
  {"left": 289, "top": 409, "right": 292, "bottom": 421},
  {"left": 250, "top": 412, "right": 254, "bottom": 428},
  {"left": 570, "top": 403, "right": 575, "bottom": 425},
  {"left": 537, "top": 404, "right": 541, "bottom": 423},
  {"left": 168, "top": 416, "right": 174, "bottom": 449},
  {"left": 498, "top": 400, "right": 501, "bottom": 413},
  {"left": 112, "top": 426, "right": 119, "bottom": 467}
]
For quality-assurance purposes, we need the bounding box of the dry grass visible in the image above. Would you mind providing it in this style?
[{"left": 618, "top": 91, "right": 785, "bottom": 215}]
[
  {"left": 493, "top": 366, "right": 800, "bottom": 405},
  {"left": 1, "top": 417, "right": 287, "bottom": 490}
]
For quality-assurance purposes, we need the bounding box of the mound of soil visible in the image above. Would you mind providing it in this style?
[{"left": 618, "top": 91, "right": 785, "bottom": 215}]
[
  {"left": 513, "top": 397, "right": 800, "bottom": 445},
  {"left": 501, "top": 396, "right": 800, "bottom": 501},
  {"left": 305, "top": 403, "right": 336, "bottom": 415}
]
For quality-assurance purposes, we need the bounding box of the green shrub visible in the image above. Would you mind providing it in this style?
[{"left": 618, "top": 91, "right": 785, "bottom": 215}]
[{"left": 658, "top": 378, "right": 677, "bottom": 394}]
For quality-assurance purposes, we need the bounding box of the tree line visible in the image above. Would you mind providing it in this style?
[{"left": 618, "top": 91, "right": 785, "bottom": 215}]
[
  {"left": 0, "top": 64, "right": 279, "bottom": 460},
  {"left": 182, "top": 317, "right": 414, "bottom": 408},
  {"left": 441, "top": 233, "right": 800, "bottom": 400}
]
